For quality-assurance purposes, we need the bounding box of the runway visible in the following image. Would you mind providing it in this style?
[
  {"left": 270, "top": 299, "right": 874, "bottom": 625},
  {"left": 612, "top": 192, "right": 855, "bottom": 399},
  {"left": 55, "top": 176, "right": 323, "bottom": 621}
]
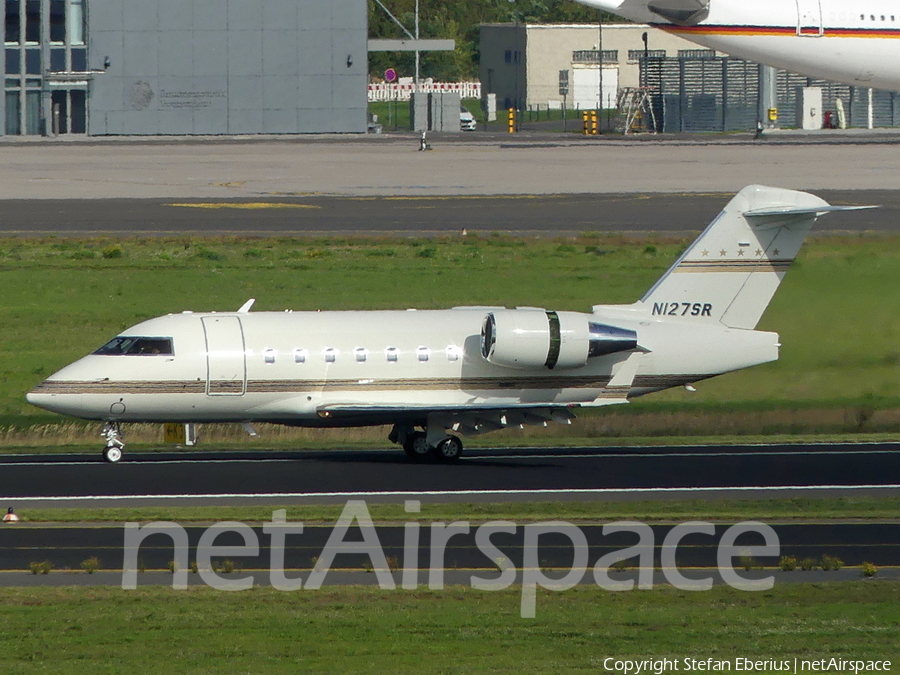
[
  {"left": 0, "top": 522, "right": 897, "bottom": 575},
  {"left": 0, "top": 444, "right": 898, "bottom": 506},
  {"left": 0, "top": 190, "right": 893, "bottom": 237}
]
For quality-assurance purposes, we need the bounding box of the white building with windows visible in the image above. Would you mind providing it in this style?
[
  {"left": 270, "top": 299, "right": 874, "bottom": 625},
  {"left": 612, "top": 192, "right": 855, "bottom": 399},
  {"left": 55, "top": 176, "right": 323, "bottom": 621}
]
[{"left": 479, "top": 23, "right": 707, "bottom": 111}]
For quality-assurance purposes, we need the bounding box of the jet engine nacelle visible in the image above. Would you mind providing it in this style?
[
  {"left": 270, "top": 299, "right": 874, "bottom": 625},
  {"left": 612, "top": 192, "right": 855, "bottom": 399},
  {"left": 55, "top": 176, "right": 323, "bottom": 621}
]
[
  {"left": 481, "top": 310, "right": 638, "bottom": 370},
  {"left": 647, "top": 0, "right": 709, "bottom": 26}
]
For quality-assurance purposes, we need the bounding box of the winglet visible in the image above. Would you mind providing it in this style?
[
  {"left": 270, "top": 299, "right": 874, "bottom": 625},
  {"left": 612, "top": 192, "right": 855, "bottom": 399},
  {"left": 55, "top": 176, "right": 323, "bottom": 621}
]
[{"left": 237, "top": 299, "right": 256, "bottom": 313}]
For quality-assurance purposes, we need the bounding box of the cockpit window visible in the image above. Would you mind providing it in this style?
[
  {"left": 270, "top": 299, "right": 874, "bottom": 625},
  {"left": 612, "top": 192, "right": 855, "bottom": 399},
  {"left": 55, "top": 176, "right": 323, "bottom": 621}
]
[{"left": 93, "top": 337, "right": 174, "bottom": 356}]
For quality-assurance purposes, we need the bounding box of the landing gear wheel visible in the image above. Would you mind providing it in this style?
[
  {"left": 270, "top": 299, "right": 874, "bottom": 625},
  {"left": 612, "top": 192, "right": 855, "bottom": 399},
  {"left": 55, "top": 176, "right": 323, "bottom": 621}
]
[
  {"left": 100, "top": 422, "right": 125, "bottom": 463},
  {"left": 403, "top": 431, "right": 432, "bottom": 460},
  {"left": 432, "top": 436, "right": 463, "bottom": 462},
  {"left": 103, "top": 445, "right": 123, "bottom": 463}
]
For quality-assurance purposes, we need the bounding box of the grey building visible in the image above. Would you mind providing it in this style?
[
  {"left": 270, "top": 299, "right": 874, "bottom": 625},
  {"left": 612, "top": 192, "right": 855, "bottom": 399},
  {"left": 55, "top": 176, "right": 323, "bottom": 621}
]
[{"left": 3, "top": 0, "right": 368, "bottom": 136}]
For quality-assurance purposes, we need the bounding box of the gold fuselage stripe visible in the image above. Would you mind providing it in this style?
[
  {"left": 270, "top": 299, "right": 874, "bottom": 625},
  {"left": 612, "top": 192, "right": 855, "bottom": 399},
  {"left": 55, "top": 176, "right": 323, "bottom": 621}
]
[{"left": 30, "top": 374, "right": 704, "bottom": 396}]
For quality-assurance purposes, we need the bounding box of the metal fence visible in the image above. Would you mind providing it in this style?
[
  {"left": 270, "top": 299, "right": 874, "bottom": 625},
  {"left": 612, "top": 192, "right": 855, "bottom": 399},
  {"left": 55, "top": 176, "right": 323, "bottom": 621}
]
[
  {"left": 640, "top": 55, "right": 900, "bottom": 132},
  {"left": 776, "top": 71, "right": 900, "bottom": 128},
  {"left": 641, "top": 56, "right": 759, "bottom": 133}
]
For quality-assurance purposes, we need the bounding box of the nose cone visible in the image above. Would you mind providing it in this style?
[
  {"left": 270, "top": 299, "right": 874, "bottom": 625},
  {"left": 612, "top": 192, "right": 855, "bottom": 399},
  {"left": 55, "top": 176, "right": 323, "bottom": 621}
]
[{"left": 26, "top": 382, "right": 64, "bottom": 414}]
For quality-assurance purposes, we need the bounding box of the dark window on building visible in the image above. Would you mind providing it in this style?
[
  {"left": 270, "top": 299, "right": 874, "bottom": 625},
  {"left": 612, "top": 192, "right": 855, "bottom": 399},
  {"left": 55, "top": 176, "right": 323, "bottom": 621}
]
[
  {"left": 51, "top": 89, "right": 67, "bottom": 132},
  {"left": 5, "top": 90, "right": 19, "bottom": 134},
  {"left": 71, "top": 46, "right": 85, "bottom": 71},
  {"left": 24, "top": 0, "right": 39, "bottom": 42},
  {"left": 70, "top": 89, "right": 85, "bottom": 133},
  {"left": 24, "top": 47, "right": 39, "bottom": 73},
  {"left": 504, "top": 49, "right": 511, "bottom": 64},
  {"left": 5, "top": 1, "right": 21, "bottom": 43},
  {"left": 49, "top": 0, "right": 66, "bottom": 42},
  {"left": 24, "top": 88, "right": 39, "bottom": 133},
  {"left": 513, "top": 50, "right": 520, "bottom": 64},
  {"left": 5, "top": 48, "right": 19, "bottom": 73},
  {"left": 50, "top": 47, "right": 65, "bottom": 71}
]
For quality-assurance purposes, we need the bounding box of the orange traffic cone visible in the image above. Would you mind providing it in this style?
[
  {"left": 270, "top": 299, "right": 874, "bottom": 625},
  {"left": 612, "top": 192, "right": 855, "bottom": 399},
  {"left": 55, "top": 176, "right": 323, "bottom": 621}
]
[{"left": 2, "top": 507, "right": 19, "bottom": 523}]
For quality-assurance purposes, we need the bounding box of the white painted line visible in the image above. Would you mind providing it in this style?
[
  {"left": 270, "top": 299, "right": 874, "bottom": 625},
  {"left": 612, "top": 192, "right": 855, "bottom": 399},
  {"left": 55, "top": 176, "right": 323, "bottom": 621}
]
[
  {"left": 467, "top": 449, "right": 900, "bottom": 460},
  {"left": 4, "top": 484, "right": 900, "bottom": 502}
]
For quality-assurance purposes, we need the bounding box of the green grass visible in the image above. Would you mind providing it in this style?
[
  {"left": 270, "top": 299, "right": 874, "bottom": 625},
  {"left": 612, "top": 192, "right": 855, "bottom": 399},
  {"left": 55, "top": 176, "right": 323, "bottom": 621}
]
[
  {"left": 13, "top": 495, "right": 900, "bottom": 524},
  {"left": 3, "top": 233, "right": 900, "bottom": 443},
  {"left": 0, "top": 583, "right": 896, "bottom": 674}
]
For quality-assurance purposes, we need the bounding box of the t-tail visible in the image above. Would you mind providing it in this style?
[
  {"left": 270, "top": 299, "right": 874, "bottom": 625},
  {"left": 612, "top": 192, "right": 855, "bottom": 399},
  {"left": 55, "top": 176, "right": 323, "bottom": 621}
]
[{"left": 639, "top": 185, "right": 872, "bottom": 330}]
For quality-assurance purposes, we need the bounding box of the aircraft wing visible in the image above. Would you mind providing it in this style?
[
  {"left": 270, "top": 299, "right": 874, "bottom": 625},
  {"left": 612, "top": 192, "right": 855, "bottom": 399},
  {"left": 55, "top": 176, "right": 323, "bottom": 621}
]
[{"left": 316, "top": 402, "right": 591, "bottom": 436}]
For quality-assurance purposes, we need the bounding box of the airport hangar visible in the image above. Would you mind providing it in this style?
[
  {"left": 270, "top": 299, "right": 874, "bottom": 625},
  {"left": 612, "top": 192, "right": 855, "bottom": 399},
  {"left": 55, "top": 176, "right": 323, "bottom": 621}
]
[{"left": 3, "top": 0, "right": 368, "bottom": 136}]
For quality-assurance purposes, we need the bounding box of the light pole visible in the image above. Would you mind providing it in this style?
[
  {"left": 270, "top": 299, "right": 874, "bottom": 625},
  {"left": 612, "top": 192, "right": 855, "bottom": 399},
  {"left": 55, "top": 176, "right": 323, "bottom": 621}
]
[
  {"left": 598, "top": 10, "right": 603, "bottom": 133},
  {"left": 414, "top": 0, "right": 420, "bottom": 92},
  {"left": 510, "top": 0, "right": 519, "bottom": 127}
]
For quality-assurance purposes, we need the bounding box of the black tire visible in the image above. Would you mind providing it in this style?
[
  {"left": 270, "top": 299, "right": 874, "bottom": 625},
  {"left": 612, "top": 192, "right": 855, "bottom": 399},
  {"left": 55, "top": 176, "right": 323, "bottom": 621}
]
[
  {"left": 432, "top": 436, "right": 463, "bottom": 462},
  {"left": 402, "top": 431, "right": 431, "bottom": 459},
  {"left": 103, "top": 445, "right": 123, "bottom": 463}
]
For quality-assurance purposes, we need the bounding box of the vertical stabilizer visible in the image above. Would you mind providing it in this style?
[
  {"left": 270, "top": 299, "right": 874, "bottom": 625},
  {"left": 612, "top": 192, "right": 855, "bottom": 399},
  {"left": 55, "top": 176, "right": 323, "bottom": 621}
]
[{"left": 640, "top": 185, "right": 839, "bottom": 330}]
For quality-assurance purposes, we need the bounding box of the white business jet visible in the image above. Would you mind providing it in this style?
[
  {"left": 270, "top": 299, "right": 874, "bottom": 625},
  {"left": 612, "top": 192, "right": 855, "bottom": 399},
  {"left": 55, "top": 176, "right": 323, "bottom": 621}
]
[
  {"left": 575, "top": 0, "right": 900, "bottom": 92},
  {"left": 27, "top": 186, "right": 865, "bottom": 463}
]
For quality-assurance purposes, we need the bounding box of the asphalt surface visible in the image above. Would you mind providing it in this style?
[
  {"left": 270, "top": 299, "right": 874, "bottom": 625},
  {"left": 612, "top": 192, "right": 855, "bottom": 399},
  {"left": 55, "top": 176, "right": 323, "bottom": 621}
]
[
  {"left": 0, "top": 444, "right": 897, "bottom": 505},
  {"left": 1, "top": 523, "right": 897, "bottom": 574},
  {"left": 6, "top": 138, "right": 900, "bottom": 198},
  {"left": 0, "top": 191, "right": 892, "bottom": 237}
]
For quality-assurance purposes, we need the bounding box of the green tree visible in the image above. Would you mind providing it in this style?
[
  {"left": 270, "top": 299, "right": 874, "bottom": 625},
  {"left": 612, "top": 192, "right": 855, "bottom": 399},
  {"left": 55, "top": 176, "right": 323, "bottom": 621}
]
[{"left": 368, "top": 0, "right": 621, "bottom": 81}]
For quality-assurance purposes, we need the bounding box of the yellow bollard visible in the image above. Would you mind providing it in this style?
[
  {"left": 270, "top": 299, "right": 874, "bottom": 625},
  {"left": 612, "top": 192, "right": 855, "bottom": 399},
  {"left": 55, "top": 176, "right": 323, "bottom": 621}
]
[
  {"left": 508, "top": 108, "right": 516, "bottom": 133},
  {"left": 582, "top": 111, "right": 589, "bottom": 135},
  {"left": 590, "top": 110, "right": 598, "bottom": 135}
]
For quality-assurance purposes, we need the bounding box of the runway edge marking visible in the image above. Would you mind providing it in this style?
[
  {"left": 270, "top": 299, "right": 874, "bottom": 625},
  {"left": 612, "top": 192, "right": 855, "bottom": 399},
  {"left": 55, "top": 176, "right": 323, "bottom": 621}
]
[{"left": 5, "top": 484, "right": 900, "bottom": 502}]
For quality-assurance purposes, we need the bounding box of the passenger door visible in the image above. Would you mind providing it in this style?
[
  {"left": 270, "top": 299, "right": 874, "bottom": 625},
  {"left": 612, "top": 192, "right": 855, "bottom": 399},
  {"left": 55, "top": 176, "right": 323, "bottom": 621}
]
[
  {"left": 796, "top": 0, "right": 823, "bottom": 36},
  {"left": 202, "top": 316, "right": 247, "bottom": 396}
]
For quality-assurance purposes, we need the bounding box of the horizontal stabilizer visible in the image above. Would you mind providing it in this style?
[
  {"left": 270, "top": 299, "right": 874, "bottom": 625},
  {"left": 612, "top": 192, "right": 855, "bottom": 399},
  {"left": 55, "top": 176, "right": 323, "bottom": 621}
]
[{"left": 745, "top": 205, "right": 876, "bottom": 218}]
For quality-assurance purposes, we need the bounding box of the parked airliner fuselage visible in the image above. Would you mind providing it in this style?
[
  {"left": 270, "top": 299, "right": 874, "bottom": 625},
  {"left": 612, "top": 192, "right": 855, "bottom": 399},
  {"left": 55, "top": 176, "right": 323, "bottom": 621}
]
[{"left": 575, "top": 0, "right": 900, "bottom": 92}]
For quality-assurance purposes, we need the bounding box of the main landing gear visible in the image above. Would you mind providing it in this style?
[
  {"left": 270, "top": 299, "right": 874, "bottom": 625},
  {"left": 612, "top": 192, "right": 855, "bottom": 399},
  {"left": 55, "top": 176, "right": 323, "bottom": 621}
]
[
  {"left": 390, "top": 425, "right": 464, "bottom": 462},
  {"left": 101, "top": 422, "right": 125, "bottom": 463}
]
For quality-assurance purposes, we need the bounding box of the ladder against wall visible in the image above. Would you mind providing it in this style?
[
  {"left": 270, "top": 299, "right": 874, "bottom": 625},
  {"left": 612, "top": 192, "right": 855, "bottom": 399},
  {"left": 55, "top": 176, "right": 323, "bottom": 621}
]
[{"left": 616, "top": 87, "right": 657, "bottom": 134}]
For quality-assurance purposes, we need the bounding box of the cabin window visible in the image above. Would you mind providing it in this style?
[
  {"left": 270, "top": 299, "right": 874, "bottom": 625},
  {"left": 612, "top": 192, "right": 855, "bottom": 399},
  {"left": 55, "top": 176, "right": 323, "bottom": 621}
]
[
  {"left": 293, "top": 348, "right": 307, "bottom": 363},
  {"left": 354, "top": 347, "right": 368, "bottom": 362},
  {"left": 324, "top": 348, "right": 338, "bottom": 363},
  {"left": 385, "top": 347, "right": 399, "bottom": 362},
  {"left": 93, "top": 336, "right": 174, "bottom": 356},
  {"left": 416, "top": 346, "right": 430, "bottom": 362},
  {"left": 445, "top": 345, "right": 461, "bottom": 362},
  {"left": 264, "top": 348, "right": 276, "bottom": 364}
]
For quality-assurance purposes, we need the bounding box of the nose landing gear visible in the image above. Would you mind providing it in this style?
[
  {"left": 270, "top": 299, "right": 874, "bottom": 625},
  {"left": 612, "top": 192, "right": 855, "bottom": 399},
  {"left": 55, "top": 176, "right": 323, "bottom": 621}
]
[{"left": 101, "top": 422, "right": 125, "bottom": 463}]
